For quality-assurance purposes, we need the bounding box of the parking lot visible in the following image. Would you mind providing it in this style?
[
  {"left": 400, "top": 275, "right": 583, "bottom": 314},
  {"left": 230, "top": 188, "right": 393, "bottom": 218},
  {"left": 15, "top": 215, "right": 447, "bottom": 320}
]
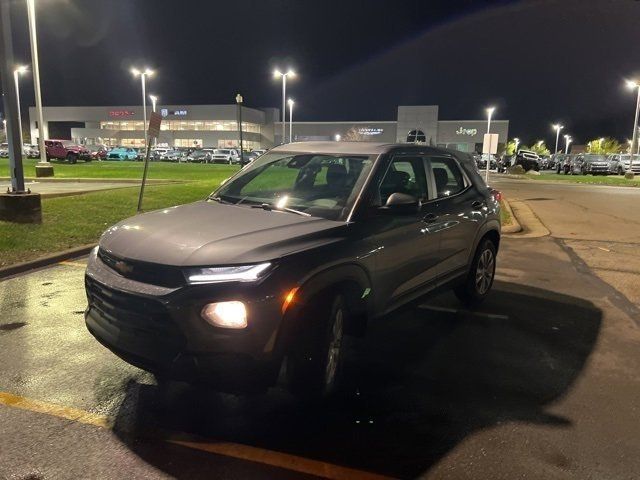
[{"left": 1, "top": 177, "right": 639, "bottom": 479}]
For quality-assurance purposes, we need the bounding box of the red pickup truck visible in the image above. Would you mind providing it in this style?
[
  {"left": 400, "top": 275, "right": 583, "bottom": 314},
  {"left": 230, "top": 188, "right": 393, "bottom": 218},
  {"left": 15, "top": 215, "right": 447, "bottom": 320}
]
[{"left": 45, "top": 139, "right": 91, "bottom": 163}]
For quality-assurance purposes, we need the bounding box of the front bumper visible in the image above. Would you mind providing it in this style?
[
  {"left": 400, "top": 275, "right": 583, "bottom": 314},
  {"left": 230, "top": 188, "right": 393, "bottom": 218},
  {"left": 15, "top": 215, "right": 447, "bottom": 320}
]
[{"left": 84, "top": 249, "right": 286, "bottom": 389}]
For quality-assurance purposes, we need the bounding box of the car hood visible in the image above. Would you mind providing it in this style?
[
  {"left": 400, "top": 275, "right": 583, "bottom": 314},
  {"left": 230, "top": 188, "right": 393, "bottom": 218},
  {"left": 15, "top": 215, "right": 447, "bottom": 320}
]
[{"left": 99, "top": 200, "right": 346, "bottom": 266}]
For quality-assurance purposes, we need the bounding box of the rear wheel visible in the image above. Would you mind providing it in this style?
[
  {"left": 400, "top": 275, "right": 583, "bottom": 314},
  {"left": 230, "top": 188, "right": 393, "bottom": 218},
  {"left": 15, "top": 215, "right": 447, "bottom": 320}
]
[
  {"left": 286, "top": 293, "right": 346, "bottom": 399},
  {"left": 66, "top": 153, "right": 78, "bottom": 164},
  {"left": 454, "top": 239, "right": 497, "bottom": 306}
]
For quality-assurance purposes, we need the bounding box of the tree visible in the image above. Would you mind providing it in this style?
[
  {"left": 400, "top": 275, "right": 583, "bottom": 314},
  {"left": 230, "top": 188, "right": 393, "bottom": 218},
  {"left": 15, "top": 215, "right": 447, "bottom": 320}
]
[
  {"left": 586, "top": 137, "right": 621, "bottom": 154},
  {"left": 505, "top": 140, "right": 529, "bottom": 156},
  {"left": 342, "top": 126, "right": 365, "bottom": 142},
  {"left": 530, "top": 141, "right": 551, "bottom": 156}
]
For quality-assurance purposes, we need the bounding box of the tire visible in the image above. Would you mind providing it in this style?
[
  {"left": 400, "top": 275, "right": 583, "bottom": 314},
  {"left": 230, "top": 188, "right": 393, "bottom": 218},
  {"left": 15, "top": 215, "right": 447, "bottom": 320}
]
[
  {"left": 66, "top": 153, "right": 78, "bottom": 164},
  {"left": 618, "top": 166, "right": 624, "bottom": 176},
  {"left": 286, "top": 293, "right": 347, "bottom": 399},
  {"left": 454, "top": 239, "right": 497, "bottom": 307}
]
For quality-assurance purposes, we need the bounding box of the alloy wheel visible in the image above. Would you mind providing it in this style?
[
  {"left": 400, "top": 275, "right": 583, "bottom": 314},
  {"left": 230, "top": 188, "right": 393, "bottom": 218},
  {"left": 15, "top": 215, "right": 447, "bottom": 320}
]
[
  {"left": 324, "top": 307, "right": 344, "bottom": 389},
  {"left": 475, "top": 248, "right": 495, "bottom": 295}
]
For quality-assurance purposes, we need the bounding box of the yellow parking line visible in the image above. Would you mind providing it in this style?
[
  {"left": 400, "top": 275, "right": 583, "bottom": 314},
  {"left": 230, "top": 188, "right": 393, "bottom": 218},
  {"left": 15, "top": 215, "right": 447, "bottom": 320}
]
[
  {"left": 0, "top": 390, "right": 394, "bottom": 480},
  {"left": 168, "top": 439, "right": 395, "bottom": 480},
  {"left": 0, "top": 391, "right": 110, "bottom": 429},
  {"left": 59, "top": 261, "right": 87, "bottom": 268}
]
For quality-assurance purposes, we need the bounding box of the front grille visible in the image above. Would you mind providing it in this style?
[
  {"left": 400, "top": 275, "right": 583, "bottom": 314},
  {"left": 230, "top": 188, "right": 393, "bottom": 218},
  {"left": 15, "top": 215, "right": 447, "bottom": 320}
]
[
  {"left": 85, "top": 276, "right": 182, "bottom": 339},
  {"left": 98, "top": 248, "right": 186, "bottom": 288}
]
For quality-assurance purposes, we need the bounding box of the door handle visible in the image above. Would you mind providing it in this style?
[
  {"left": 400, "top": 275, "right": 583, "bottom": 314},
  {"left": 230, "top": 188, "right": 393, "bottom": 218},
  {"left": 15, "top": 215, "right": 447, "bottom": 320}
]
[
  {"left": 422, "top": 213, "right": 438, "bottom": 224},
  {"left": 471, "top": 200, "right": 486, "bottom": 209}
]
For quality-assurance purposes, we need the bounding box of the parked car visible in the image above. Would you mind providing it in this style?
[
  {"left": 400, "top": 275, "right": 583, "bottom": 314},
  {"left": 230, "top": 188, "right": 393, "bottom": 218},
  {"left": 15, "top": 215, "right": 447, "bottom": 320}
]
[
  {"left": 151, "top": 147, "right": 171, "bottom": 161},
  {"left": 0, "top": 143, "right": 9, "bottom": 157},
  {"left": 162, "top": 150, "right": 188, "bottom": 162},
  {"left": 210, "top": 148, "right": 241, "bottom": 164},
  {"left": 45, "top": 139, "right": 91, "bottom": 163},
  {"left": 106, "top": 147, "right": 138, "bottom": 161},
  {"left": 554, "top": 153, "right": 574, "bottom": 174},
  {"left": 88, "top": 145, "right": 108, "bottom": 160},
  {"left": 240, "top": 151, "right": 260, "bottom": 166},
  {"left": 607, "top": 153, "right": 640, "bottom": 175},
  {"left": 186, "top": 150, "right": 213, "bottom": 163},
  {"left": 84, "top": 141, "right": 501, "bottom": 397},
  {"left": 514, "top": 150, "right": 540, "bottom": 171},
  {"left": 251, "top": 149, "right": 267, "bottom": 156},
  {"left": 569, "top": 154, "right": 610, "bottom": 175},
  {"left": 538, "top": 154, "right": 551, "bottom": 169},
  {"left": 475, "top": 153, "right": 497, "bottom": 171},
  {"left": 23, "top": 143, "right": 40, "bottom": 158}
]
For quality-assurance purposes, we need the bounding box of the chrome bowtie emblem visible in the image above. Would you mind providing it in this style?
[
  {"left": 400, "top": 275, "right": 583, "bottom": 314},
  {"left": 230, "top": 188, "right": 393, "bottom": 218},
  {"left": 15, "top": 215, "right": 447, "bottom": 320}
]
[{"left": 114, "top": 260, "right": 133, "bottom": 274}]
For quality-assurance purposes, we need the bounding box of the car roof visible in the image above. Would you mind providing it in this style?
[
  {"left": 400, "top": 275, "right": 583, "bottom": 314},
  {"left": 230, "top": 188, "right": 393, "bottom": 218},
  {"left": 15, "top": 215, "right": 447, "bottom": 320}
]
[{"left": 270, "top": 141, "right": 456, "bottom": 156}]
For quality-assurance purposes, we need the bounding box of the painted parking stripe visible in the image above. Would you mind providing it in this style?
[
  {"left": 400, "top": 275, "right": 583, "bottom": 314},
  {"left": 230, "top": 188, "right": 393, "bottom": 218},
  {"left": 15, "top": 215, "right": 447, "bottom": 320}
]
[
  {"left": 0, "top": 390, "right": 395, "bottom": 480},
  {"left": 419, "top": 305, "right": 509, "bottom": 320}
]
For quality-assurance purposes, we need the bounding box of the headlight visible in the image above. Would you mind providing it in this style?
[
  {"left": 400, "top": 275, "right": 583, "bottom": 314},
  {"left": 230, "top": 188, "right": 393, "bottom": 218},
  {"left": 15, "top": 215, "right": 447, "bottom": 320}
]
[
  {"left": 201, "top": 301, "right": 247, "bottom": 329},
  {"left": 185, "top": 262, "right": 272, "bottom": 284}
]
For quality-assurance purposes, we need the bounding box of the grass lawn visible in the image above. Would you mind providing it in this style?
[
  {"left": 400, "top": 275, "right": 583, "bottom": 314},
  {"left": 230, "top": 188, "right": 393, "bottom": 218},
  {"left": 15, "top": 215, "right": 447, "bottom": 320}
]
[
  {"left": 513, "top": 172, "right": 640, "bottom": 187},
  {"left": 0, "top": 175, "right": 236, "bottom": 267},
  {"left": 499, "top": 200, "right": 512, "bottom": 227},
  {"left": 0, "top": 158, "right": 240, "bottom": 181}
]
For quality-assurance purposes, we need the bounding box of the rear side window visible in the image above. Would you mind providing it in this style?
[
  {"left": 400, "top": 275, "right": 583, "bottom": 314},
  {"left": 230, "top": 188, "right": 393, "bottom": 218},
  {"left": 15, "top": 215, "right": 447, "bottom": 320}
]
[{"left": 429, "top": 157, "right": 467, "bottom": 198}]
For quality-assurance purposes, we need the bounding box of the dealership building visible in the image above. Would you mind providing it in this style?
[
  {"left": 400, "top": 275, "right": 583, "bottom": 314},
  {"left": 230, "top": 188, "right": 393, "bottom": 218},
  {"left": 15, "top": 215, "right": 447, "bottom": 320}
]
[{"left": 28, "top": 104, "right": 508, "bottom": 153}]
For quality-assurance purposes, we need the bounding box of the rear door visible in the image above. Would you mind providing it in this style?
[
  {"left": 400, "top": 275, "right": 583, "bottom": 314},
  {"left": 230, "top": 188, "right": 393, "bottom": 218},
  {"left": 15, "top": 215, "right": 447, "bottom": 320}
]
[{"left": 423, "top": 155, "right": 483, "bottom": 280}]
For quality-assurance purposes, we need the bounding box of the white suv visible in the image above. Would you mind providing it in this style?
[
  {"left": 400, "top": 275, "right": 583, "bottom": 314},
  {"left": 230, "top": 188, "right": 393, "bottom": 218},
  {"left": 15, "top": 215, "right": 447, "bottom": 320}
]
[{"left": 210, "top": 149, "right": 240, "bottom": 164}]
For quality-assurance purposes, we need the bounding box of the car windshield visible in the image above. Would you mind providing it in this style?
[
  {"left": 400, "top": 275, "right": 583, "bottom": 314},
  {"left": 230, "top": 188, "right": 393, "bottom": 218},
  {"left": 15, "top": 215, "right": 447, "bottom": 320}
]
[
  {"left": 216, "top": 150, "right": 231, "bottom": 154},
  {"left": 191, "top": 151, "right": 206, "bottom": 157},
  {"left": 585, "top": 155, "right": 607, "bottom": 161},
  {"left": 213, "top": 152, "right": 375, "bottom": 221}
]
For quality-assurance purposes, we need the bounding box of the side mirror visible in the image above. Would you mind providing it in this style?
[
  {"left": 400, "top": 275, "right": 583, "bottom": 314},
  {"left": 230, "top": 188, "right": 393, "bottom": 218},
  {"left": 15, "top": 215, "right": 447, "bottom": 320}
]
[{"left": 380, "top": 192, "right": 420, "bottom": 214}]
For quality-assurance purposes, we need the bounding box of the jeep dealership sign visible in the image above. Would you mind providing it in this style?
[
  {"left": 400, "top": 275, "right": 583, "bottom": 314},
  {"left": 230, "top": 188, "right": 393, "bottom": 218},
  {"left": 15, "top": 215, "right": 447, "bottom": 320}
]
[{"left": 456, "top": 127, "right": 478, "bottom": 136}]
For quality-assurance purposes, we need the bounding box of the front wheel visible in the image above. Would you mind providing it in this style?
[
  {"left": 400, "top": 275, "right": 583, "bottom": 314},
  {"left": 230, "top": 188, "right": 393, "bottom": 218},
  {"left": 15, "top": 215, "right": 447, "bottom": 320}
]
[
  {"left": 454, "top": 239, "right": 497, "bottom": 307},
  {"left": 66, "top": 153, "right": 78, "bottom": 164},
  {"left": 286, "top": 293, "right": 346, "bottom": 399}
]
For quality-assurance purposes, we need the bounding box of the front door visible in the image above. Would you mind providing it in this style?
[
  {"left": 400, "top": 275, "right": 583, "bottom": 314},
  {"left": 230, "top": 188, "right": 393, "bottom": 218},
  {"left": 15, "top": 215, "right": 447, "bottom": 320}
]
[{"left": 368, "top": 153, "right": 441, "bottom": 313}]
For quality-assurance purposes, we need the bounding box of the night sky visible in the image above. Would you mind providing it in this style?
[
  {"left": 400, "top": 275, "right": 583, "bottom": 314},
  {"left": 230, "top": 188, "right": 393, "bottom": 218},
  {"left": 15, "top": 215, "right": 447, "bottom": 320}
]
[{"left": 4, "top": 0, "right": 640, "bottom": 146}]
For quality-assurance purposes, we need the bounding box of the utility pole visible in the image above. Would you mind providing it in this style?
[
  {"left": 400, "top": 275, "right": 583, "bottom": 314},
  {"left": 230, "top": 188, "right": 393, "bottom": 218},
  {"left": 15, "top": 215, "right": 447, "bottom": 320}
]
[
  {"left": 0, "top": 0, "right": 41, "bottom": 222},
  {"left": 236, "top": 93, "right": 243, "bottom": 159}
]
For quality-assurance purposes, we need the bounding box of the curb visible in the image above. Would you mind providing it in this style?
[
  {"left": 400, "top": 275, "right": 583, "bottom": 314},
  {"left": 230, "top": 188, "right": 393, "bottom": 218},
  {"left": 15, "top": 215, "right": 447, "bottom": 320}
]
[
  {"left": 501, "top": 198, "right": 522, "bottom": 234},
  {"left": 0, "top": 243, "right": 96, "bottom": 279},
  {"left": 0, "top": 177, "right": 181, "bottom": 184},
  {"left": 504, "top": 200, "right": 550, "bottom": 238}
]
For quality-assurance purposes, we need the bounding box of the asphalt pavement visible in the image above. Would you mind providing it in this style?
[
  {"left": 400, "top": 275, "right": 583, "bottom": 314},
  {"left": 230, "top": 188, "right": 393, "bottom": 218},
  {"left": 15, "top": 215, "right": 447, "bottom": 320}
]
[{"left": 1, "top": 178, "right": 640, "bottom": 479}]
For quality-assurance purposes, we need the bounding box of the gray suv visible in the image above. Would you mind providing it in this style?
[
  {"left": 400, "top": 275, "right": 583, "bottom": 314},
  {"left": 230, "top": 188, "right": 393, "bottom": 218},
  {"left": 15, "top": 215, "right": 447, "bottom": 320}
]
[{"left": 85, "top": 142, "right": 501, "bottom": 397}]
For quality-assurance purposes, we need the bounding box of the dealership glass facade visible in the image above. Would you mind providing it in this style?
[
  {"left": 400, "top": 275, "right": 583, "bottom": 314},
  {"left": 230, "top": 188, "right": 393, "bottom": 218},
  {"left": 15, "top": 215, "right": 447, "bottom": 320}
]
[{"left": 99, "top": 120, "right": 260, "bottom": 133}]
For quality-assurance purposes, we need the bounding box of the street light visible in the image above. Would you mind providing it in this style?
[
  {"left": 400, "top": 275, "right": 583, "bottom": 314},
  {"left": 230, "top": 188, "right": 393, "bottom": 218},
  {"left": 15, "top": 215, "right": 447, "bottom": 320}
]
[
  {"left": 626, "top": 79, "right": 640, "bottom": 171},
  {"left": 564, "top": 134, "right": 572, "bottom": 154},
  {"left": 13, "top": 65, "right": 28, "bottom": 148},
  {"left": 334, "top": 134, "right": 341, "bottom": 141},
  {"left": 486, "top": 107, "right": 495, "bottom": 134},
  {"left": 149, "top": 94, "right": 158, "bottom": 113},
  {"left": 131, "top": 67, "right": 154, "bottom": 147},
  {"left": 26, "top": 0, "right": 50, "bottom": 173},
  {"left": 273, "top": 68, "right": 295, "bottom": 143},
  {"left": 287, "top": 98, "right": 294, "bottom": 143},
  {"left": 235, "top": 93, "right": 243, "bottom": 157},
  {"left": 552, "top": 124, "right": 564, "bottom": 154}
]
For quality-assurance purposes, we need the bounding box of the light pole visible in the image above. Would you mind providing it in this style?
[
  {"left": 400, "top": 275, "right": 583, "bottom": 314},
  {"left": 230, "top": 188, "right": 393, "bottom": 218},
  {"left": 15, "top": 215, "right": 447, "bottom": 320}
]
[
  {"left": 287, "top": 98, "right": 294, "bottom": 143},
  {"left": 131, "top": 67, "right": 154, "bottom": 148},
  {"left": 564, "top": 135, "right": 572, "bottom": 154},
  {"left": 26, "top": 0, "right": 51, "bottom": 175},
  {"left": 484, "top": 107, "right": 495, "bottom": 181},
  {"left": 552, "top": 124, "right": 563, "bottom": 154},
  {"left": 273, "top": 68, "right": 295, "bottom": 144},
  {"left": 13, "top": 65, "right": 28, "bottom": 147},
  {"left": 626, "top": 80, "right": 640, "bottom": 171},
  {"left": 334, "top": 134, "right": 341, "bottom": 142},
  {"left": 149, "top": 95, "right": 158, "bottom": 146},
  {"left": 235, "top": 93, "right": 244, "bottom": 158},
  {"left": 149, "top": 94, "right": 158, "bottom": 113}
]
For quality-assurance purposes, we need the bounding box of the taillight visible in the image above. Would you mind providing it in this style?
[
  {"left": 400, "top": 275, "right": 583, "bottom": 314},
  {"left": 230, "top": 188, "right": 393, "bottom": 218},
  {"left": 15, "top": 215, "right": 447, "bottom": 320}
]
[{"left": 490, "top": 189, "right": 502, "bottom": 202}]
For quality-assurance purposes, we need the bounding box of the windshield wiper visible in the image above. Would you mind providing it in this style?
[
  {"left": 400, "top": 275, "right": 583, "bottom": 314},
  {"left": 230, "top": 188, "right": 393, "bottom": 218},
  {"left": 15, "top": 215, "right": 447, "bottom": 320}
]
[
  {"left": 250, "top": 203, "right": 311, "bottom": 217},
  {"left": 208, "top": 195, "right": 233, "bottom": 204}
]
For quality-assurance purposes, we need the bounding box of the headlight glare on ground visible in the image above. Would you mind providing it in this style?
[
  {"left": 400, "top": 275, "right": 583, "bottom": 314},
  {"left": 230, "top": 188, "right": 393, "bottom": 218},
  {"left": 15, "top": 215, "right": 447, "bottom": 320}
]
[
  {"left": 201, "top": 301, "right": 247, "bottom": 329},
  {"left": 185, "top": 262, "right": 271, "bottom": 284}
]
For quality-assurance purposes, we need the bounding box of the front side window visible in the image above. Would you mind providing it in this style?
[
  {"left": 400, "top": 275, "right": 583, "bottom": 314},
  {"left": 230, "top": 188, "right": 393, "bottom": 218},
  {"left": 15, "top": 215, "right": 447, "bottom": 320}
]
[
  {"left": 429, "top": 157, "right": 467, "bottom": 198},
  {"left": 377, "top": 156, "right": 428, "bottom": 205},
  {"left": 214, "top": 152, "right": 374, "bottom": 221}
]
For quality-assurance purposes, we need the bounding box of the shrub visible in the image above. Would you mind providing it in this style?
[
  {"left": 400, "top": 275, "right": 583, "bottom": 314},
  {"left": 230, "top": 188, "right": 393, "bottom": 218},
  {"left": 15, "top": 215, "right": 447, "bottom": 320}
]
[
  {"left": 625, "top": 171, "right": 635, "bottom": 180},
  {"left": 507, "top": 165, "right": 526, "bottom": 175}
]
